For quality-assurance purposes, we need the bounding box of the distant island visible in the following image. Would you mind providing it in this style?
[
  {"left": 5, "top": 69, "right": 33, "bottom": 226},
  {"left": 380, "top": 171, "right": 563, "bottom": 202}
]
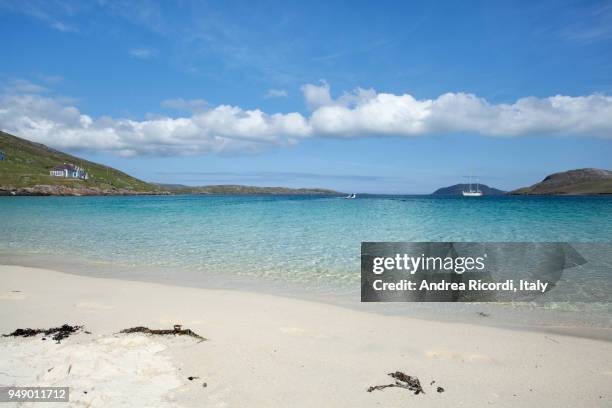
[
  {"left": 0, "top": 131, "right": 341, "bottom": 196},
  {"left": 431, "top": 184, "right": 505, "bottom": 196},
  {"left": 153, "top": 183, "right": 342, "bottom": 195},
  {"left": 509, "top": 168, "right": 612, "bottom": 195}
]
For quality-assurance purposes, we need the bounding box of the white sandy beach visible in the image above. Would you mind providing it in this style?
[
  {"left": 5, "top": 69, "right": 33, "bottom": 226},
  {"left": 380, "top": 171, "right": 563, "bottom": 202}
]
[{"left": 0, "top": 264, "right": 611, "bottom": 407}]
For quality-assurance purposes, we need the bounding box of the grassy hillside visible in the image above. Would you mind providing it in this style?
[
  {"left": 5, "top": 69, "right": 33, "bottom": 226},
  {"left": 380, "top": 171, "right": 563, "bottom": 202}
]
[
  {"left": 510, "top": 168, "right": 612, "bottom": 195},
  {"left": 0, "top": 131, "right": 158, "bottom": 191},
  {"left": 154, "top": 183, "right": 343, "bottom": 195}
]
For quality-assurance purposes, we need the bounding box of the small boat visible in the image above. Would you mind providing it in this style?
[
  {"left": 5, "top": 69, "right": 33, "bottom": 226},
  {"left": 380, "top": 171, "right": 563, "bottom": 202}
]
[
  {"left": 345, "top": 193, "right": 357, "bottom": 199},
  {"left": 462, "top": 177, "right": 483, "bottom": 197}
]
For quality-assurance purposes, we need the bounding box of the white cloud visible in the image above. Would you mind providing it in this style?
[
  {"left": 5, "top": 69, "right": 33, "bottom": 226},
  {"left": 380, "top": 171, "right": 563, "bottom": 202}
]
[
  {"left": 264, "top": 89, "right": 288, "bottom": 99},
  {"left": 301, "top": 81, "right": 334, "bottom": 110},
  {"left": 307, "top": 84, "right": 612, "bottom": 138},
  {"left": 1, "top": 82, "right": 611, "bottom": 157},
  {"left": 129, "top": 48, "right": 158, "bottom": 59},
  {"left": 0, "top": 93, "right": 310, "bottom": 157}
]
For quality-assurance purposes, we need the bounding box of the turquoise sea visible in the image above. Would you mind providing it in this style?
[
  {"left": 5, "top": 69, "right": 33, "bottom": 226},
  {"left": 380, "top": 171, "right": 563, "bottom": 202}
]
[{"left": 1, "top": 195, "right": 611, "bottom": 331}]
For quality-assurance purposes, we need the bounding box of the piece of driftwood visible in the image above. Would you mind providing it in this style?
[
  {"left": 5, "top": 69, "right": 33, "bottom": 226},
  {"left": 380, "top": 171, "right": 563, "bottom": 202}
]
[
  {"left": 367, "top": 384, "right": 397, "bottom": 392},
  {"left": 367, "top": 371, "right": 425, "bottom": 395},
  {"left": 3, "top": 324, "right": 82, "bottom": 343},
  {"left": 119, "top": 325, "right": 206, "bottom": 341}
]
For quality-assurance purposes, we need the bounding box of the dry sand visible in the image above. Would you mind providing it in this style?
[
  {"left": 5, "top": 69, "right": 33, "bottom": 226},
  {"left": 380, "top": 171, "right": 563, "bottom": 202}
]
[{"left": 0, "top": 265, "right": 611, "bottom": 407}]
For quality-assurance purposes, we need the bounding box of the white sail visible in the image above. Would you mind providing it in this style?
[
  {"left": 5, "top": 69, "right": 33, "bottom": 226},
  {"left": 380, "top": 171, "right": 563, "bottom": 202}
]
[{"left": 462, "top": 176, "right": 483, "bottom": 196}]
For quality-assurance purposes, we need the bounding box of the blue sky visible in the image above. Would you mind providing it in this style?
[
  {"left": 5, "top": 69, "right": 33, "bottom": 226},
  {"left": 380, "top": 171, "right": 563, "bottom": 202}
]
[{"left": 1, "top": 0, "right": 611, "bottom": 193}]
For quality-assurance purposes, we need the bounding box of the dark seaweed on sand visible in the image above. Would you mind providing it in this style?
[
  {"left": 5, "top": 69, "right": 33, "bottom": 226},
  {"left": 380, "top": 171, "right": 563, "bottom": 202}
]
[
  {"left": 119, "top": 325, "right": 206, "bottom": 341},
  {"left": 3, "top": 324, "right": 82, "bottom": 343}
]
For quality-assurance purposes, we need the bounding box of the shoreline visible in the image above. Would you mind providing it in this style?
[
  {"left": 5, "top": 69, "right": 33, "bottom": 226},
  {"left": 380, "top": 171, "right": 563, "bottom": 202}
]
[
  {"left": 1, "top": 264, "right": 611, "bottom": 407},
  {"left": 0, "top": 185, "right": 170, "bottom": 196},
  {"left": 0, "top": 185, "right": 344, "bottom": 197},
  {"left": 2, "top": 252, "right": 611, "bottom": 342}
]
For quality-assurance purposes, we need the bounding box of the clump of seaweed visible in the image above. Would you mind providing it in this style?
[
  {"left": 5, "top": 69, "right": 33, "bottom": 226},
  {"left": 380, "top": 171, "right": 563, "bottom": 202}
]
[
  {"left": 3, "top": 324, "right": 83, "bottom": 343},
  {"left": 119, "top": 324, "right": 206, "bottom": 342},
  {"left": 367, "top": 371, "right": 425, "bottom": 395}
]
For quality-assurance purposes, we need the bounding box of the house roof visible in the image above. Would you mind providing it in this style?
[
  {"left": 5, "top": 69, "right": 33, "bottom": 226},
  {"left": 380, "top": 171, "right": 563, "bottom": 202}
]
[{"left": 51, "top": 163, "right": 80, "bottom": 172}]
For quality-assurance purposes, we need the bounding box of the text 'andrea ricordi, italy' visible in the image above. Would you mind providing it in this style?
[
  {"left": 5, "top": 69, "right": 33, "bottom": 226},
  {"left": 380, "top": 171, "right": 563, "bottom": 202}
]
[{"left": 361, "top": 242, "right": 585, "bottom": 302}]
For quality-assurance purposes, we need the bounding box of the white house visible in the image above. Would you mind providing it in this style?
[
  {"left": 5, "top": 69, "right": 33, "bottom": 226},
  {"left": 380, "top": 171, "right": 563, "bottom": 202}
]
[{"left": 49, "top": 163, "right": 89, "bottom": 180}]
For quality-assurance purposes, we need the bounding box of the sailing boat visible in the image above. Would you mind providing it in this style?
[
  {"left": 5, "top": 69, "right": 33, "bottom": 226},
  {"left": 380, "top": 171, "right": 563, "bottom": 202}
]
[{"left": 462, "top": 176, "right": 483, "bottom": 197}]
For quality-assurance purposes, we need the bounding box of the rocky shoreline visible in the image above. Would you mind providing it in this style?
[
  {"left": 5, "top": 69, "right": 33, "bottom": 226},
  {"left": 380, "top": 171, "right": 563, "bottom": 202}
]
[{"left": 0, "top": 185, "right": 171, "bottom": 196}]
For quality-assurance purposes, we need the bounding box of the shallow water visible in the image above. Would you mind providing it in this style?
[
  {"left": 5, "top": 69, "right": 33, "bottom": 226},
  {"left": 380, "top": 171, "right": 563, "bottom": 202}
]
[{"left": 1, "top": 194, "right": 611, "bottom": 331}]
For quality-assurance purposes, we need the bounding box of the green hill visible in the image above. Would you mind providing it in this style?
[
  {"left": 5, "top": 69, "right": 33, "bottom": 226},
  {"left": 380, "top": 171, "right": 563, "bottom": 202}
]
[
  {"left": 154, "top": 183, "right": 343, "bottom": 195},
  {"left": 0, "top": 130, "right": 161, "bottom": 193},
  {"left": 509, "top": 168, "right": 612, "bottom": 195}
]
